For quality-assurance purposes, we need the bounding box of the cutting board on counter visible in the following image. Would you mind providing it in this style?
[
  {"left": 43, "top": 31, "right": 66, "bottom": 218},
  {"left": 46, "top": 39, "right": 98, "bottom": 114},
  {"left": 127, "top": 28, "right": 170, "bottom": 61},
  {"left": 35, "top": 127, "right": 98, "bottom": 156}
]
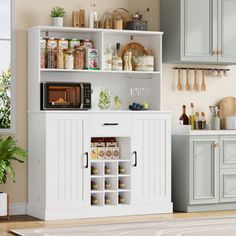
[{"left": 218, "top": 97, "right": 236, "bottom": 129}]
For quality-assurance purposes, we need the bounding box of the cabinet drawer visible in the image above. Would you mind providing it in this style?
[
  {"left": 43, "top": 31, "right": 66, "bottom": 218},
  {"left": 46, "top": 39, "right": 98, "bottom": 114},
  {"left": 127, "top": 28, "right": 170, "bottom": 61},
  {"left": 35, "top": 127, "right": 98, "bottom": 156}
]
[{"left": 90, "top": 115, "right": 131, "bottom": 137}]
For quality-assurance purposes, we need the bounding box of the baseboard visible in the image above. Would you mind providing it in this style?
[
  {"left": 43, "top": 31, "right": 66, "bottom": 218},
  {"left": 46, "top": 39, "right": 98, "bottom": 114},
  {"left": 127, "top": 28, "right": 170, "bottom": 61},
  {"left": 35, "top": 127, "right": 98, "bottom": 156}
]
[{"left": 10, "top": 203, "right": 27, "bottom": 215}]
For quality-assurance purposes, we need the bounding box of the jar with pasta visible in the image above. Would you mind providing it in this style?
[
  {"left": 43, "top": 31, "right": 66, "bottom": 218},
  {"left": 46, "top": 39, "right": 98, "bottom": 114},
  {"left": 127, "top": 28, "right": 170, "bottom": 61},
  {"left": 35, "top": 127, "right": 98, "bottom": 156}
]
[
  {"left": 56, "top": 47, "right": 64, "bottom": 69},
  {"left": 65, "top": 49, "right": 74, "bottom": 69},
  {"left": 74, "top": 46, "right": 85, "bottom": 69},
  {"left": 47, "top": 47, "right": 57, "bottom": 69}
]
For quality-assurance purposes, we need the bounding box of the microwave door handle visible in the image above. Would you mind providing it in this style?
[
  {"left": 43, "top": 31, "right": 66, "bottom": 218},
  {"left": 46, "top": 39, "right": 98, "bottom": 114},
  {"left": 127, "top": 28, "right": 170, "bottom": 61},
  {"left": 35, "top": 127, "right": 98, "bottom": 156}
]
[{"left": 80, "top": 84, "right": 84, "bottom": 109}]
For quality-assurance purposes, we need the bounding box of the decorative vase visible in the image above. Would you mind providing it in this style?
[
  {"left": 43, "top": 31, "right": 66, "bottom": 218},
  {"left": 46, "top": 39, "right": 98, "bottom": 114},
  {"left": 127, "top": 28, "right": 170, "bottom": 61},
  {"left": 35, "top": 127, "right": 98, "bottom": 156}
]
[{"left": 52, "top": 17, "right": 63, "bottom": 27}]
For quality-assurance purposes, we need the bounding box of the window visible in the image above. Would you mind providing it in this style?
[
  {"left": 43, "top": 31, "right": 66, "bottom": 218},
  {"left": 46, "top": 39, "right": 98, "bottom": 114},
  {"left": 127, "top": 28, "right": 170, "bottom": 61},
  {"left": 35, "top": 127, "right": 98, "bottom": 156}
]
[{"left": 0, "top": 0, "right": 15, "bottom": 132}]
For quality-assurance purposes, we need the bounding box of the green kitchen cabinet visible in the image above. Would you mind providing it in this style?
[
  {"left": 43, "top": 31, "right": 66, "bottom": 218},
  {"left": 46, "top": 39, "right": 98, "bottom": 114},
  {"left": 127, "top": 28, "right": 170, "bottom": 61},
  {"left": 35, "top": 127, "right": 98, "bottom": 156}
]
[
  {"left": 161, "top": 0, "right": 236, "bottom": 64},
  {"left": 189, "top": 137, "right": 220, "bottom": 205},
  {"left": 172, "top": 133, "right": 236, "bottom": 212}
]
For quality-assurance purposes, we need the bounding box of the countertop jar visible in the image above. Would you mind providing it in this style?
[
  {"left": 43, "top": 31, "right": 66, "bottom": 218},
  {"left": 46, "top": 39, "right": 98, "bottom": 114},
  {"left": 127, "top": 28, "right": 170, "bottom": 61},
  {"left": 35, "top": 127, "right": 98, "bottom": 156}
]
[{"left": 64, "top": 49, "right": 74, "bottom": 70}]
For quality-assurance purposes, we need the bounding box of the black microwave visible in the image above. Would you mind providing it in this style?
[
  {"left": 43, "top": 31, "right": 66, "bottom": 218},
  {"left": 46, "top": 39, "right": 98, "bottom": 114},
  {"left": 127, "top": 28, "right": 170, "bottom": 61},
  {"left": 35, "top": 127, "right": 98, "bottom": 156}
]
[{"left": 41, "top": 82, "right": 91, "bottom": 110}]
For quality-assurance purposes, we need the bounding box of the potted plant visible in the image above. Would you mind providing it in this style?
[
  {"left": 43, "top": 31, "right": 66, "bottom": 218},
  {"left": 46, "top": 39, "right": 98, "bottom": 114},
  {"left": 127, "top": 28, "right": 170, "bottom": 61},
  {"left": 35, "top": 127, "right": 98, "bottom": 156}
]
[
  {"left": 0, "top": 136, "right": 27, "bottom": 218},
  {"left": 50, "top": 6, "right": 66, "bottom": 27}
]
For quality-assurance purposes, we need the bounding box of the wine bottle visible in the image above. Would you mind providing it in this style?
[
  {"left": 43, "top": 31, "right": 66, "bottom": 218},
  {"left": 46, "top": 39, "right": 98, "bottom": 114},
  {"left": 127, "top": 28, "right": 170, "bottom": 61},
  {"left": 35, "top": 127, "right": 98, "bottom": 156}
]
[
  {"left": 189, "top": 103, "right": 195, "bottom": 130},
  {"left": 179, "top": 105, "right": 189, "bottom": 125}
]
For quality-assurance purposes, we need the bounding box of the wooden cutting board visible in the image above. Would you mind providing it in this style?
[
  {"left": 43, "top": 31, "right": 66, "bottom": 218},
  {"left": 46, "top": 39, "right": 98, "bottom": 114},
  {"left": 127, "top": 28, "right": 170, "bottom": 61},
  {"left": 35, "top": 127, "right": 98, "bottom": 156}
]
[{"left": 218, "top": 97, "right": 236, "bottom": 129}]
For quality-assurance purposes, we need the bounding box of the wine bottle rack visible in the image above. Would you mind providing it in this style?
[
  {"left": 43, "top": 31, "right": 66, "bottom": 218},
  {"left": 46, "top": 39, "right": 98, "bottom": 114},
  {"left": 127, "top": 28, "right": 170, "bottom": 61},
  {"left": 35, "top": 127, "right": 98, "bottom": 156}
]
[{"left": 90, "top": 159, "right": 131, "bottom": 206}]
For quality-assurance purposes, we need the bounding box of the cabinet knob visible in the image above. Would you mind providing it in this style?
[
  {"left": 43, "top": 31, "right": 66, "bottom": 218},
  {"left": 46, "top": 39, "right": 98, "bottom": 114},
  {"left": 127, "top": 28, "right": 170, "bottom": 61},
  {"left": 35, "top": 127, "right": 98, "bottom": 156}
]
[
  {"left": 211, "top": 50, "right": 217, "bottom": 55},
  {"left": 214, "top": 142, "right": 220, "bottom": 148}
]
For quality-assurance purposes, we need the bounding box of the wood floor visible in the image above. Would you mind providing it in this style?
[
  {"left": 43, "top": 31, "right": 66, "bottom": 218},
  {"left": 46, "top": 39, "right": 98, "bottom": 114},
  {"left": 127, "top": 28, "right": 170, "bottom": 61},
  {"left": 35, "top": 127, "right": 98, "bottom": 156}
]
[{"left": 1, "top": 211, "right": 236, "bottom": 236}]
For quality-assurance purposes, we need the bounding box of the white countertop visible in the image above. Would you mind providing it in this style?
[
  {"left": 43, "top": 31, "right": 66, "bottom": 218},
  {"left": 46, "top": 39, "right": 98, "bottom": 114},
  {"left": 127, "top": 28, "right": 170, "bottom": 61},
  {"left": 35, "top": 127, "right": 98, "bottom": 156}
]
[{"left": 173, "top": 125, "right": 236, "bottom": 136}]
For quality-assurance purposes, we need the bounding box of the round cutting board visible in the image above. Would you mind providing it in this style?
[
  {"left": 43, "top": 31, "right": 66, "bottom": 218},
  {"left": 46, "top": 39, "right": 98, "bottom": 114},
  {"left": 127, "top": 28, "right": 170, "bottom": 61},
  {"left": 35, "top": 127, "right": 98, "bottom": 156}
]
[{"left": 218, "top": 97, "right": 236, "bottom": 129}]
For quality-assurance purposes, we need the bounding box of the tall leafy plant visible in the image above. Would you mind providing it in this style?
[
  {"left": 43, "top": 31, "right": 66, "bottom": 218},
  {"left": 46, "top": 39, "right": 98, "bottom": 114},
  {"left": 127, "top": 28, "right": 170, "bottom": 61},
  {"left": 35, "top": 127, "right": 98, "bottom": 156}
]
[
  {"left": 0, "top": 136, "right": 27, "bottom": 184},
  {"left": 0, "top": 67, "right": 11, "bottom": 129}
]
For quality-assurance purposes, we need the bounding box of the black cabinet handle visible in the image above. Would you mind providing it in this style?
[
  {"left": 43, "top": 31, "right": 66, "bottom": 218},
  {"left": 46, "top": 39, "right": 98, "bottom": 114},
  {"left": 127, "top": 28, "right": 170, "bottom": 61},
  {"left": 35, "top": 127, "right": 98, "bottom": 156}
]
[
  {"left": 103, "top": 123, "right": 119, "bottom": 126},
  {"left": 85, "top": 152, "right": 89, "bottom": 168},
  {"left": 134, "top": 151, "right": 137, "bottom": 167}
]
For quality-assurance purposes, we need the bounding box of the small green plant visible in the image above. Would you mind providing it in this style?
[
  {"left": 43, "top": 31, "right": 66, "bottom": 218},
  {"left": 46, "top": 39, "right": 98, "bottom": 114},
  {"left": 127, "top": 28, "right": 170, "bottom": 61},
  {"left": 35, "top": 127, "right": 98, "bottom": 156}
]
[
  {"left": 50, "top": 6, "right": 65, "bottom": 18},
  {"left": 0, "top": 67, "right": 11, "bottom": 129},
  {"left": 0, "top": 136, "right": 27, "bottom": 184}
]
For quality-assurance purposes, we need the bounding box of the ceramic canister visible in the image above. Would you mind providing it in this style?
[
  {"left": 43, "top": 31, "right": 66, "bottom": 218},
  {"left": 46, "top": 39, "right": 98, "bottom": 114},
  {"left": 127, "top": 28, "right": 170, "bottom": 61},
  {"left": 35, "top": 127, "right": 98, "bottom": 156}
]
[
  {"left": 226, "top": 116, "right": 236, "bottom": 130},
  {"left": 134, "top": 55, "right": 154, "bottom": 71}
]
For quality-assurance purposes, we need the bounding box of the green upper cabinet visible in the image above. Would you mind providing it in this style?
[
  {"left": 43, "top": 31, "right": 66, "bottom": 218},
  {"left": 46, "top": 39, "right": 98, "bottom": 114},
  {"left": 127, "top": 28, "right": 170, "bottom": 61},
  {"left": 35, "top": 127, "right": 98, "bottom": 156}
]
[
  {"left": 160, "top": 0, "right": 236, "bottom": 64},
  {"left": 218, "top": 0, "right": 236, "bottom": 63}
]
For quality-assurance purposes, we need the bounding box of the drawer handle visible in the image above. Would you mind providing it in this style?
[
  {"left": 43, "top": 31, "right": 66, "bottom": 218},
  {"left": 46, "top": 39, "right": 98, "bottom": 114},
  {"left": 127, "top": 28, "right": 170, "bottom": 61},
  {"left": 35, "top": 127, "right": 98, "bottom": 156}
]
[{"left": 103, "top": 123, "right": 119, "bottom": 126}]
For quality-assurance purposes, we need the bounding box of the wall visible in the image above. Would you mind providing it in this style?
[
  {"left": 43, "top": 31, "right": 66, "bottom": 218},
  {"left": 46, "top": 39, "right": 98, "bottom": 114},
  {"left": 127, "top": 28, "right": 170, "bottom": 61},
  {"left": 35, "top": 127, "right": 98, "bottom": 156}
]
[{"left": 2, "top": 0, "right": 236, "bottom": 205}]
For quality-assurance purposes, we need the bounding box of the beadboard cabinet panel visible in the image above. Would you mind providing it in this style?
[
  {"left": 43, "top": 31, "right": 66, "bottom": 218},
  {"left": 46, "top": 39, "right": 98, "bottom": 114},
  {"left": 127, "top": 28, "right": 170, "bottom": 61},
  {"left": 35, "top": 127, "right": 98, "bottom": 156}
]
[
  {"left": 45, "top": 115, "right": 90, "bottom": 208},
  {"left": 131, "top": 114, "right": 171, "bottom": 204}
]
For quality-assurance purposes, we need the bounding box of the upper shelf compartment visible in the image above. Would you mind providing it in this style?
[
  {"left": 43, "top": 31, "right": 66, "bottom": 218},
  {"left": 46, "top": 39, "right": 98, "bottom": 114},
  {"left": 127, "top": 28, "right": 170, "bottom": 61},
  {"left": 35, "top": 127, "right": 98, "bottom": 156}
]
[{"left": 29, "top": 26, "right": 163, "bottom": 73}]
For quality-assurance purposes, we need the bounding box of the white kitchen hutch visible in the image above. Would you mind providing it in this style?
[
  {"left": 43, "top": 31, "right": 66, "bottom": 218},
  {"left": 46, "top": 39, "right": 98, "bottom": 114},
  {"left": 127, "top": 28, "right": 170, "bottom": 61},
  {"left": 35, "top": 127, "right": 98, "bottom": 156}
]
[{"left": 27, "top": 26, "right": 172, "bottom": 220}]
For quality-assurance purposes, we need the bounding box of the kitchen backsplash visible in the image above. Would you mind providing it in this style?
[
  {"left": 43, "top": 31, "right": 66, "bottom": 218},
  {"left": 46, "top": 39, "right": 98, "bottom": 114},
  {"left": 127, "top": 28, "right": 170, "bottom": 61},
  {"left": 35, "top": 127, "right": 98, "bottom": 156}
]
[{"left": 162, "top": 64, "right": 236, "bottom": 131}]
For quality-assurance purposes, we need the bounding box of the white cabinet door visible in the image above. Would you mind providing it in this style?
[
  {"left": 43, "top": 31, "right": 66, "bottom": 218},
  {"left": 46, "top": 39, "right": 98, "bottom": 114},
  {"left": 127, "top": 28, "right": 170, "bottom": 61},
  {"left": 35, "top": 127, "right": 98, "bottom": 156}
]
[
  {"left": 45, "top": 114, "right": 90, "bottom": 208},
  {"left": 190, "top": 136, "right": 220, "bottom": 205},
  {"left": 131, "top": 114, "right": 171, "bottom": 205},
  {"left": 218, "top": 0, "right": 236, "bottom": 63},
  {"left": 181, "top": 0, "right": 218, "bottom": 62}
]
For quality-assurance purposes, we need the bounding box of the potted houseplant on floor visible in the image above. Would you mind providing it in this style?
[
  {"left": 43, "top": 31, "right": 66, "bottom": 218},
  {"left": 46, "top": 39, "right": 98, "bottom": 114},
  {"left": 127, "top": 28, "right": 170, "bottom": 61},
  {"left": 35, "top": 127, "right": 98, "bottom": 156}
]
[
  {"left": 0, "top": 136, "right": 27, "bottom": 219},
  {"left": 51, "top": 6, "right": 66, "bottom": 27}
]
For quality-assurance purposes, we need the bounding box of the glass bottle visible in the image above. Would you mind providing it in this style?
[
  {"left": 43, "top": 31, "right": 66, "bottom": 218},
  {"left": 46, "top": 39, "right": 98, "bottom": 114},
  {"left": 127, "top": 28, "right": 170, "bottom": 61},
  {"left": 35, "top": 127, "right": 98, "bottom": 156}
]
[
  {"left": 179, "top": 105, "right": 189, "bottom": 125},
  {"left": 189, "top": 103, "right": 195, "bottom": 130},
  {"left": 103, "top": 46, "right": 112, "bottom": 71},
  {"left": 201, "top": 112, "right": 206, "bottom": 130},
  {"left": 194, "top": 112, "right": 200, "bottom": 130},
  {"left": 112, "top": 43, "right": 123, "bottom": 71}
]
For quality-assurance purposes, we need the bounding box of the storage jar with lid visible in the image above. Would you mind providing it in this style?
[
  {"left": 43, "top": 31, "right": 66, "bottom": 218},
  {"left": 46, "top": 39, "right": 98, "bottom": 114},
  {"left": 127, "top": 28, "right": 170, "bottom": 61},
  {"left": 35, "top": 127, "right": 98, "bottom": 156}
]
[
  {"left": 74, "top": 46, "right": 85, "bottom": 69},
  {"left": 65, "top": 49, "right": 74, "bottom": 69}
]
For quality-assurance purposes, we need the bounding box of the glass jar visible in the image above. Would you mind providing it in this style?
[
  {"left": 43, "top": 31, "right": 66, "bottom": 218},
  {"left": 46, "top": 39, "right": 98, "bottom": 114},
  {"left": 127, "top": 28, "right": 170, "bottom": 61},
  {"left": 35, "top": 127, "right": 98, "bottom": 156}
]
[
  {"left": 40, "top": 38, "right": 46, "bottom": 68},
  {"left": 56, "top": 47, "right": 64, "bottom": 69},
  {"left": 74, "top": 46, "right": 85, "bottom": 69},
  {"left": 64, "top": 49, "right": 74, "bottom": 69},
  {"left": 113, "top": 15, "right": 123, "bottom": 30},
  {"left": 47, "top": 47, "right": 57, "bottom": 69},
  {"left": 103, "top": 13, "right": 113, "bottom": 29}
]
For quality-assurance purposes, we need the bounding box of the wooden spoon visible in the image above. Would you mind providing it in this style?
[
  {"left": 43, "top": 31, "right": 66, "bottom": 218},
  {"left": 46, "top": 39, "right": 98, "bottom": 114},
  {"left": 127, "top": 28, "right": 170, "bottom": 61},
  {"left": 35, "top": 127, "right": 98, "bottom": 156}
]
[
  {"left": 185, "top": 67, "right": 191, "bottom": 91},
  {"left": 193, "top": 68, "right": 198, "bottom": 91},
  {"left": 201, "top": 69, "right": 206, "bottom": 91},
  {"left": 177, "top": 68, "right": 182, "bottom": 91}
]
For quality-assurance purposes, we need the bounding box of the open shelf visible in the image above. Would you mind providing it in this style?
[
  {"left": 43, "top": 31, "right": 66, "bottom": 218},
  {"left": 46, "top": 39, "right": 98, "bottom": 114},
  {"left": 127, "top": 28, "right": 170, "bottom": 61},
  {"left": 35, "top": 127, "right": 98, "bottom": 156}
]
[{"left": 41, "top": 69, "right": 161, "bottom": 75}]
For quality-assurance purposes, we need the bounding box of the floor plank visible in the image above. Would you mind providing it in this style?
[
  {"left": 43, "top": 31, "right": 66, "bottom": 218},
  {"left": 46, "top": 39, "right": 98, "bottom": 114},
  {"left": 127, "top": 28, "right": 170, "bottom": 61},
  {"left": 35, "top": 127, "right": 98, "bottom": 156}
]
[{"left": 2, "top": 211, "right": 236, "bottom": 235}]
